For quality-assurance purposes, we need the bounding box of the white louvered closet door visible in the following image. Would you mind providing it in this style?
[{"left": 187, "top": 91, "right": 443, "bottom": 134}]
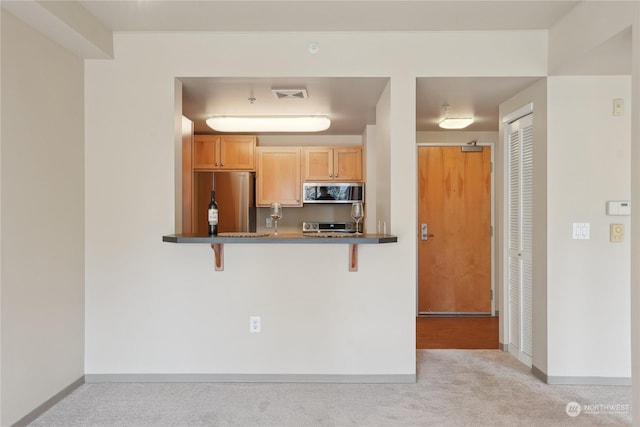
[{"left": 507, "top": 112, "right": 533, "bottom": 367}]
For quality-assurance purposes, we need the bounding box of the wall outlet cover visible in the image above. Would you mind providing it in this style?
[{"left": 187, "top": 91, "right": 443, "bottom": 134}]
[{"left": 610, "top": 224, "right": 624, "bottom": 242}]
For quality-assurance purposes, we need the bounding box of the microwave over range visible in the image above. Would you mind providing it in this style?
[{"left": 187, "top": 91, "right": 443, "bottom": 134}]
[{"left": 303, "top": 182, "right": 364, "bottom": 204}]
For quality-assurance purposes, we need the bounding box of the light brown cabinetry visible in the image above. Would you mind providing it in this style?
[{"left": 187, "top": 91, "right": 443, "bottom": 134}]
[
  {"left": 184, "top": 135, "right": 256, "bottom": 234},
  {"left": 193, "top": 135, "right": 256, "bottom": 170},
  {"left": 303, "top": 146, "right": 362, "bottom": 181},
  {"left": 256, "top": 147, "right": 302, "bottom": 207}
]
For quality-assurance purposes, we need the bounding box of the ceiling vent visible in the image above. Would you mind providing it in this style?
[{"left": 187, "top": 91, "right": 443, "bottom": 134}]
[{"left": 272, "top": 89, "right": 308, "bottom": 100}]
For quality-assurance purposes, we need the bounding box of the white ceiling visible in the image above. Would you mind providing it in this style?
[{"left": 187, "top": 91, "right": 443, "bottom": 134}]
[
  {"left": 79, "top": 1, "right": 579, "bottom": 32},
  {"left": 71, "top": 0, "right": 630, "bottom": 135}
]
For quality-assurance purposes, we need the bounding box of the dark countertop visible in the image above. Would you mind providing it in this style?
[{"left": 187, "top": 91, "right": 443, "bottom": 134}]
[{"left": 162, "top": 232, "right": 397, "bottom": 244}]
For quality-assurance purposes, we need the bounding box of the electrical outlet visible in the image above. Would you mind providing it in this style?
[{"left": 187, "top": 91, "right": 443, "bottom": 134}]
[
  {"left": 249, "top": 316, "right": 261, "bottom": 333},
  {"left": 613, "top": 98, "right": 624, "bottom": 116},
  {"left": 266, "top": 218, "right": 273, "bottom": 228}
]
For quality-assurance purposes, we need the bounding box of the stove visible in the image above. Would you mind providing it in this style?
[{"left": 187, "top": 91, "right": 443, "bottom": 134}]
[{"left": 302, "top": 221, "right": 360, "bottom": 233}]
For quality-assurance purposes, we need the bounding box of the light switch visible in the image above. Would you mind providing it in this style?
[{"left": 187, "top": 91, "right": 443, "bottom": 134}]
[
  {"left": 572, "top": 223, "right": 590, "bottom": 240},
  {"left": 610, "top": 224, "right": 624, "bottom": 242}
]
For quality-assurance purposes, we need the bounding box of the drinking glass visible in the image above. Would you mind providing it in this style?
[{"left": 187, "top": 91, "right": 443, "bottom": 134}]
[
  {"left": 270, "top": 202, "right": 283, "bottom": 235},
  {"left": 350, "top": 202, "right": 364, "bottom": 235}
]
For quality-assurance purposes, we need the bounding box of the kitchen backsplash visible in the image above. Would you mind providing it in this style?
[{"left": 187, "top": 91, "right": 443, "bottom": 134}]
[{"left": 256, "top": 204, "right": 353, "bottom": 234}]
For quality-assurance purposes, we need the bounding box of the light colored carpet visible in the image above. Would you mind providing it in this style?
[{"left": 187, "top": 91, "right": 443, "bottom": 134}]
[{"left": 30, "top": 350, "right": 631, "bottom": 426}]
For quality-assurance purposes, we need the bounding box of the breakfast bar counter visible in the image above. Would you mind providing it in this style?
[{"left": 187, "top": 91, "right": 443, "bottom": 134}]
[
  {"left": 162, "top": 232, "right": 398, "bottom": 271},
  {"left": 162, "top": 232, "right": 397, "bottom": 244}
]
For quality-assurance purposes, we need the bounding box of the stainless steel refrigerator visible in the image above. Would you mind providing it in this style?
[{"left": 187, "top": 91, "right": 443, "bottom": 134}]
[{"left": 211, "top": 172, "right": 256, "bottom": 233}]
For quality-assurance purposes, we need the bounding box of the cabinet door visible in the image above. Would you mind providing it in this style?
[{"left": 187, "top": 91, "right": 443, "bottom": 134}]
[
  {"left": 219, "top": 135, "right": 256, "bottom": 170},
  {"left": 257, "top": 147, "right": 302, "bottom": 207},
  {"left": 193, "top": 135, "right": 220, "bottom": 170},
  {"left": 303, "top": 147, "right": 333, "bottom": 181},
  {"left": 334, "top": 147, "right": 362, "bottom": 181}
]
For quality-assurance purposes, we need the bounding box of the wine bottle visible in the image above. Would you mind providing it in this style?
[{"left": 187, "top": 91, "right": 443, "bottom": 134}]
[{"left": 208, "top": 191, "right": 219, "bottom": 236}]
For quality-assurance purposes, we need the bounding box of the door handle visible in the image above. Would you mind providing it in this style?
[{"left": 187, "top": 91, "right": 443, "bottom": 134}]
[{"left": 421, "top": 224, "right": 434, "bottom": 240}]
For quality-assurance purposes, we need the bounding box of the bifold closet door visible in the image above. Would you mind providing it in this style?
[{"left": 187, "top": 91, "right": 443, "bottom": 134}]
[{"left": 507, "top": 113, "right": 533, "bottom": 367}]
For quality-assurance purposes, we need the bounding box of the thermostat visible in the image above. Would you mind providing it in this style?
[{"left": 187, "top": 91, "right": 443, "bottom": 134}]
[{"left": 606, "top": 200, "right": 631, "bottom": 216}]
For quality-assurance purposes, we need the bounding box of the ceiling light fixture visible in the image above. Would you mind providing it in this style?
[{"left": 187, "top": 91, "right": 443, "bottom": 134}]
[
  {"left": 439, "top": 103, "right": 473, "bottom": 129},
  {"left": 439, "top": 117, "right": 474, "bottom": 129},
  {"left": 206, "top": 115, "right": 331, "bottom": 133}
]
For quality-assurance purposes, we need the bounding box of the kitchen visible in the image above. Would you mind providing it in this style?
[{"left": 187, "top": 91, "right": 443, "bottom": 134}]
[{"left": 172, "top": 77, "right": 392, "bottom": 242}]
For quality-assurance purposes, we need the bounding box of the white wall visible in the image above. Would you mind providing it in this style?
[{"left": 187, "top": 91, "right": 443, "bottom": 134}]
[
  {"left": 547, "top": 76, "right": 631, "bottom": 379},
  {"left": 630, "top": 13, "right": 640, "bottom": 421},
  {"left": 363, "top": 124, "right": 377, "bottom": 233},
  {"left": 0, "top": 11, "right": 85, "bottom": 426},
  {"left": 84, "top": 30, "right": 546, "bottom": 378},
  {"left": 416, "top": 131, "right": 498, "bottom": 145},
  {"left": 374, "top": 81, "right": 391, "bottom": 232},
  {"left": 548, "top": 1, "right": 637, "bottom": 76}
]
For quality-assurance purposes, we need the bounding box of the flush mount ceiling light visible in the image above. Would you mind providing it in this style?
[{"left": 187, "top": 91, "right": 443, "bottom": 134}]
[
  {"left": 206, "top": 115, "right": 330, "bottom": 132},
  {"left": 439, "top": 117, "right": 474, "bottom": 129},
  {"left": 439, "top": 103, "right": 473, "bottom": 129}
]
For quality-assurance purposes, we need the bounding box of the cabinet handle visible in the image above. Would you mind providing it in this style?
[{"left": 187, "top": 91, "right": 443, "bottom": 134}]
[{"left": 335, "top": 173, "right": 338, "bottom": 178}]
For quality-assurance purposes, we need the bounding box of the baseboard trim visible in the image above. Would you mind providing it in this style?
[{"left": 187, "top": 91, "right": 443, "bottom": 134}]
[
  {"left": 12, "top": 376, "right": 85, "bottom": 427},
  {"left": 546, "top": 376, "right": 631, "bottom": 386},
  {"left": 499, "top": 343, "right": 508, "bottom": 352},
  {"left": 85, "top": 373, "right": 416, "bottom": 384},
  {"left": 532, "top": 365, "right": 547, "bottom": 383},
  {"left": 532, "top": 365, "right": 631, "bottom": 385}
]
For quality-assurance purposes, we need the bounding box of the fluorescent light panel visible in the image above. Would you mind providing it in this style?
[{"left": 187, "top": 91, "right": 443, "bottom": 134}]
[
  {"left": 206, "top": 116, "right": 330, "bottom": 132},
  {"left": 439, "top": 118, "right": 474, "bottom": 129}
]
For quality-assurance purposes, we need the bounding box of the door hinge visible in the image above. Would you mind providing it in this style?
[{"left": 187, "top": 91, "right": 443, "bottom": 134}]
[
  {"left": 491, "top": 289, "right": 494, "bottom": 300},
  {"left": 491, "top": 161, "right": 493, "bottom": 173},
  {"left": 491, "top": 225, "right": 494, "bottom": 237}
]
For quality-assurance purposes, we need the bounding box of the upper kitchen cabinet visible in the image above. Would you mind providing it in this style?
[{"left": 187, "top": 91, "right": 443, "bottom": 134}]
[
  {"left": 303, "top": 147, "right": 363, "bottom": 182},
  {"left": 256, "top": 147, "right": 302, "bottom": 207},
  {"left": 193, "top": 135, "right": 256, "bottom": 171}
]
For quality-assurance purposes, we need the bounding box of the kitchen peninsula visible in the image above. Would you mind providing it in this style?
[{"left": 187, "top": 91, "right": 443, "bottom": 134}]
[{"left": 162, "top": 232, "right": 397, "bottom": 272}]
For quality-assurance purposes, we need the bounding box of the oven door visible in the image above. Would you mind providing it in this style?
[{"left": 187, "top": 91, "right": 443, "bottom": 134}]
[{"left": 303, "top": 182, "right": 364, "bottom": 204}]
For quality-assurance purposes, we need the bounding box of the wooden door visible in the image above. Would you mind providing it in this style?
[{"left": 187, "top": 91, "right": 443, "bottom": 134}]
[
  {"left": 219, "top": 135, "right": 256, "bottom": 170},
  {"left": 418, "top": 146, "right": 492, "bottom": 314},
  {"left": 303, "top": 147, "right": 333, "bottom": 180},
  {"left": 193, "top": 135, "right": 220, "bottom": 170},
  {"left": 334, "top": 147, "right": 363, "bottom": 181},
  {"left": 256, "top": 147, "right": 302, "bottom": 207}
]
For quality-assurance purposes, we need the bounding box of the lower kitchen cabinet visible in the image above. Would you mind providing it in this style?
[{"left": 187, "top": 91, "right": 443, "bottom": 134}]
[{"left": 256, "top": 147, "right": 302, "bottom": 207}]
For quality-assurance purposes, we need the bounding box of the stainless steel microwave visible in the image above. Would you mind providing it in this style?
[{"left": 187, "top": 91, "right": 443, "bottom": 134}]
[{"left": 303, "top": 182, "right": 365, "bottom": 204}]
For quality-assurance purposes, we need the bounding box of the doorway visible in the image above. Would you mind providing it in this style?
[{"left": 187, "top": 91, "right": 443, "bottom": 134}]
[
  {"left": 416, "top": 144, "right": 496, "bottom": 348},
  {"left": 417, "top": 144, "right": 494, "bottom": 315}
]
